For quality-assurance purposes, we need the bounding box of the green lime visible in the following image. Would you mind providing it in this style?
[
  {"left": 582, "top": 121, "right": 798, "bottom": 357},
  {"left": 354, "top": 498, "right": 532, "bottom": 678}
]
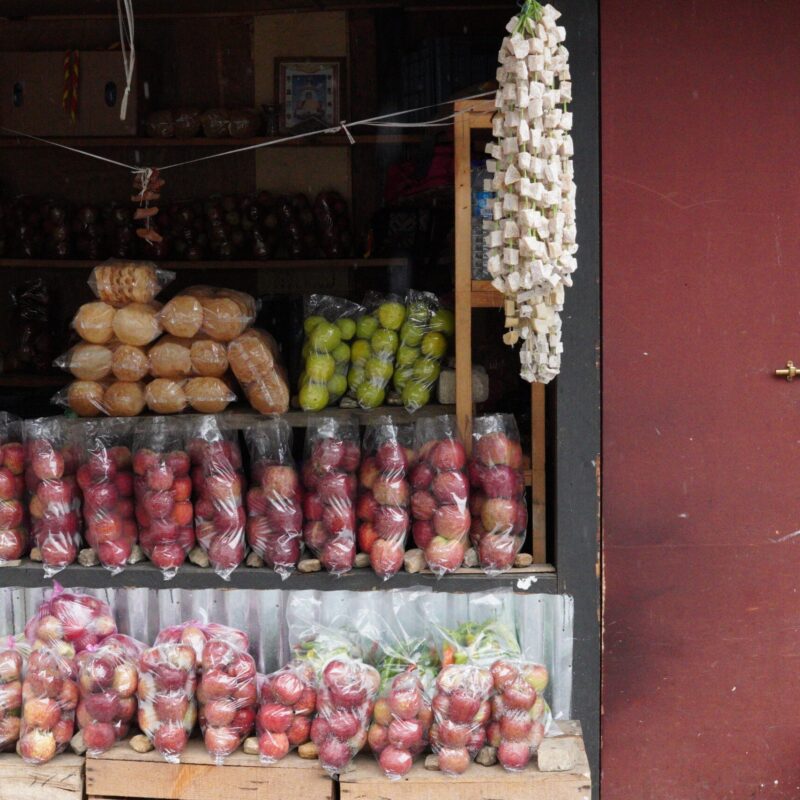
[
  {"left": 336, "top": 317, "right": 357, "bottom": 341},
  {"left": 377, "top": 301, "right": 406, "bottom": 331},
  {"left": 306, "top": 353, "right": 336, "bottom": 382},
  {"left": 357, "top": 382, "right": 385, "bottom": 409},
  {"left": 327, "top": 373, "right": 348, "bottom": 400},
  {"left": 365, "top": 357, "right": 394, "bottom": 383},
  {"left": 396, "top": 345, "right": 420, "bottom": 367},
  {"left": 332, "top": 342, "right": 351, "bottom": 365},
  {"left": 413, "top": 358, "right": 441, "bottom": 383},
  {"left": 356, "top": 315, "right": 379, "bottom": 340},
  {"left": 402, "top": 380, "right": 430, "bottom": 409},
  {"left": 421, "top": 331, "right": 447, "bottom": 359},
  {"left": 430, "top": 309, "right": 455, "bottom": 337},
  {"left": 371, "top": 329, "right": 399, "bottom": 357},
  {"left": 351, "top": 338, "right": 371, "bottom": 365},
  {"left": 309, "top": 321, "right": 341, "bottom": 352},
  {"left": 303, "top": 315, "right": 325, "bottom": 335},
  {"left": 299, "top": 382, "right": 329, "bottom": 411}
]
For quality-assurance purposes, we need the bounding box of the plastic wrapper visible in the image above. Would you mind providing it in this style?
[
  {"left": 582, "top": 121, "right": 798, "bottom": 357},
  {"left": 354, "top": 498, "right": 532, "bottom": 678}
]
[
  {"left": 133, "top": 418, "right": 195, "bottom": 578},
  {"left": 227, "top": 328, "right": 289, "bottom": 414},
  {"left": 187, "top": 416, "right": 246, "bottom": 580},
  {"left": 256, "top": 661, "right": 316, "bottom": 763},
  {"left": 19, "top": 646, "right": 78, "bottom": 764},
  {"left": 357, "top": 418, "right": 413, "bottom": 580},
  {"left": 393, "top": 292, "right": 454, "bottom": 412},
  {"left": 409, "top": 415, "right": 470, "bottom": 576},
  {"left": 55, "top": 380, "right": 147, "bottom": 418},
  {"left": 137, "top": 642, "right": 197, "bottom": 763},
  {"left": 55, "top": 342, "right": 115, "bottom": 382},
  {"left": 159, "top": 286, "right": 258, "bottom": 342},
  {"left": 149, "top": 336, "right": 229, "bottom": 379},
  {"left": 287, "top": 596, "right": 379, "bottom": 776},
  {"left": 244, "top": 419, "right": 303, "bottom": 578},
  {"left": 173, "top": 108, "right": 202, "bottom": 139},
  {"left": 72, "top": 301, "right": 116, "bottom": 344},
  {"left": 468, "top": 414, "right": 527, "bottom": 575},
  {"left": 196, "top": 626, "right": 257, "bottom": 764},
  {"left": 347, "top": 293, "right": 406, "bottom": 409},
  {"left": 71, "top": 301, "right": 163, "bottom": 348},
  {"left": 298, "top": 294, "right": 361, "bottom": 411},
  {"left": 0, "top": 636, "right": 27, "bottom": 751},
  {"left": 313, "top": 191, "right": 353, "bottom": 258},
  {"left": 88, "top": 260, "right": 175, "bottom": 307},
  {"left": 201, "top": 109, "right": 230, "bottom": 138},
  {"left": 0, "top": 413, "right": 28, "bottom": 563},
  {"left": 145, "top": 376, "right": 236, "bottom": 415},
  {"left": 301, "top": 416, "right": 360, "bottom": 575},
  {"left": 23, "top": 418, "right": 82, "bottom": 576},
  {"left": 155, "top": 620, "right": 249, "bottom": 662},
  {"left": 145, "top": 110, "right": 176, "bottom": 138},
  {"left": 77, "top": 419, "right": 137, "bottom": 573},
  {"left": 228, "top": 108, "right": 261, "bottom": 138},
  {"left": 76, "top": 634, "right": 145, "bottom": 755}
]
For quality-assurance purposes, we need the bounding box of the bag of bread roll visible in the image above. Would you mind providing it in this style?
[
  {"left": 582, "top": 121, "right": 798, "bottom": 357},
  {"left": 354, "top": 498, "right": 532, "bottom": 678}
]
[
  {"left": 111, "top": 343, "right": 150, "bottom": 382},
  {"left": 88, "top": 260, "right": 175, "bottom": 308},
  {"left": 228, "top": 328, "right": 289, "bottom": 414},
  {"left": 148, "top": 336, "right": 229, "bottom": 379},
  {"left": 144, "top": 377, "right": 236, "bottom": 415},
  {"left": 54, "top": 343, "right": 114, "bottom": 382},
  {"left": 53, "top": 380, "right": 147, "bottom": 418},
  {"left": 72, "top": 301, "right": 116, "bottom": 344},
  {"left": 159, "top": 286, "right": 258, "bottom": 342},
  {"left": 112, "top": 302, "right": 163, "bottom": 347}
]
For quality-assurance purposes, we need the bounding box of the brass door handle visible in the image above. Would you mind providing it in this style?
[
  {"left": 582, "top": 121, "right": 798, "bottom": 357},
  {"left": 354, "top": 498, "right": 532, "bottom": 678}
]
[{"left": 775, "top": 360, "right": 800, "bottom": 381}]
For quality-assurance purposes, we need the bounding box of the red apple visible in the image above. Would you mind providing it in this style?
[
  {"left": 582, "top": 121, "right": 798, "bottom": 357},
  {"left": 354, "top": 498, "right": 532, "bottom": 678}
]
[
  {"left": 410, "top": 491, "right": 436, "bottom": 521},
  {"left": 258, "top": 703, "right": 292, "bottom": 734},
  {"left": 475, "top": 433, "right": 522, "bottom": 469},
  {"left": 409, "top": 462, "right": 433, "bottom": 490},
  {"left": 503, "top": 681, "right": 536, "bottom": 711},
  {"left": 310, "top": 716, "right": 330, "bottom": 743},
  {"left": 480, "top": 465, "right": 522, "bottom": 499},
  {"left": 2, "top": 443, "right": 24, "bottom": 476},
  {"left": 433, "top": 504, "right": 470, "bottom": 539},
  {"left": 432, "top": 470, "right": 469, "bottom": 504},
  {"left": 373, "top": 506, "right": 409, "bottom": 540},
  {"left": 19, "top": 729, "right": 57, "bottom": 763},
  {"left": 318, "top": 736, "right": 352, "bottom": 770},
  {"left": 261, "top": 466, "right": 300, "bottom": 500},
  {"left": 154, "top": 724, "right": 188, "bottom": 756},
  {"left": 371, "top": 538, "right": 404, "bottom": 577},
  {"left": 258, "top": 730, "right": 290, "bottom": 761},
  {"left": 287, "top": 715, "right": 311, "bottom": 746},
  {"left": 430, "top": 440, "right": 466, "bottom": 472},
  {"left": 83, "top": 721, "right": 116, "bottom": 753},
  {"left": 424, "top": 536, "right": 464, "bottom": 573},
  {"left": 447, "top": 690, "right": 481, "bottom": 724},
  {"left": 379, "top": 745, "right": 413, "bottom": 776},
  {"left": 500, "top": 712, "right": 533, "bottom": 741},
  {"left": 497, "top": 739, "right": 530, "bottom": 771},
  {"left": 437, "top": 746, "right": 470, "bottom": 775},
  {"left": 388, "top": 718, "right": 423, "bottom": 749},
  {"left": 412, "top": 521, "right": 434, "bottom": 550}
]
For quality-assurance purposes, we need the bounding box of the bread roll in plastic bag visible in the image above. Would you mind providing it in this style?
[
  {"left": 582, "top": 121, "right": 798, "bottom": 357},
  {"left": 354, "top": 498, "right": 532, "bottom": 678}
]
[
  {"left": 76, "top": 418, "right": 137, "bottom": 573},
  {"left": 0, "top": 636, "right": 28, "bottom": 752},
  {"left": 112, "top": 302, "right": 163, "bottom": 347},
  {"left": 468, "top": 414, "right": 527, "bottom": 575},
  {"left": 228, "top": 328, "right": 289, "bottom": 414},
  {"left": 357, "top": 418, "right": 413, "bottom": 580},
  {"left": 23, "top": 418, "right": 82, "bottom": 576},
  {"left": 245, "top": 418, "right": 303, "bottom": 578},
  {"left": 0, "top": 413, "right": 28, "bottom": 564},
  {"left": 53, "top": 380, "right": 147, "bottom": 418},
  {"left": 301, "top": 416, "right": 360, "bottom": 575},
  {"left": 144, "top": 377, "right": 235, "bottom": 415},
  {"left": 88, "top": 260, "right": 175, "bottom": 308},
  {"left": 299, "top": 294, "right": 361, "bottom": 411},
  {"left": 187, "top": 416, "right": 246, "bottom": 580},
  {"left": 72, "top": 301, "right": 115, "bottom": 344},
  {"left": 137, "top": 642, "right": 197, "bottom": 763},
  {"left": 409, "top": 415, "right": 470, "bottom": 576},
  {"left": 54, "top": 342, "right": 114, "bottom": 382},
  {"left": 159, "top": 286, "right": 258, "bottom": 342},
  {"left": 112, "top": 344, "right": 150, "bottom": 382},
  {"left": 76, "top": 634, "right": 145, "bottom": 755},
  {"left": 256, "top": 660, "right": 316, "bottom": 763},
  {"left": 148, "top": 336, "right": 229, "bottom": 379},
  {"left": 133, "top": 418, "right": 195, "bottom": 578}
]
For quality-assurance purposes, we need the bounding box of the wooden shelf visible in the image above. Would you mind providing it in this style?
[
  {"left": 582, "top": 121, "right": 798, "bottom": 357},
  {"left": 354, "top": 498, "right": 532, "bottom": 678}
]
[
  {"left": 0, "top": 133, "right": 423, "bottom": 148},
  {"left": 0, "top": 257, "right": 407, "bottom": 271},
  {"left": 471, "top": 279, "right": 503, "bottom": 308},
  {"left": 222, "top": 403, "right": 455, "bottom": 428}
]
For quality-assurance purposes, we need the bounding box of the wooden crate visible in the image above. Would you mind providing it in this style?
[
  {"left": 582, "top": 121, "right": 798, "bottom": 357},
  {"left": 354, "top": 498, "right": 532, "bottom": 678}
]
[
  {"left": 339, "top": 721, "right": 591, "bottom": 800},
  {"left": 0, "top": 751, "right": 84, "bottom": 800},
  {"left": 85, "top": 740, "right": 333, "bottom": 800}
]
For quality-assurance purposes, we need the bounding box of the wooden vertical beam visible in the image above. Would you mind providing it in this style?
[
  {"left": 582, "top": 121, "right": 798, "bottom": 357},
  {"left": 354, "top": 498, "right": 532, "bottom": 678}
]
[{"left": 532, "top": 381, "right": 547, "bottom": 562}]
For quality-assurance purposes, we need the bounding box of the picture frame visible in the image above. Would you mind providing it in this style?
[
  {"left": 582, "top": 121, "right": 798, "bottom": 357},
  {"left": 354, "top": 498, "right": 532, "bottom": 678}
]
[{"left": 275, "top": 57, "right": 347, "bottom": 134}]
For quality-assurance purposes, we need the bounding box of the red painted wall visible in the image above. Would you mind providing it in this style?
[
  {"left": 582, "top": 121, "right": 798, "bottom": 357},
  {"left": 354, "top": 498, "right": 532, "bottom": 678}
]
[{"left": 602, "top": 1, "right": 800, "bottom": 797}]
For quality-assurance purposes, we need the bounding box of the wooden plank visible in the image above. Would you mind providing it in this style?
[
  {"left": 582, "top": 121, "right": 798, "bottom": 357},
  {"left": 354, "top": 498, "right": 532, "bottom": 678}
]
[
  {"left": 453, "top": 111, "right": 473, "bottom": 450},
  {"left": 0, "top": 258, "right": 407, "bottom": 271},
  {"left": 470, "top": 280, "right": 503, "bottom": 308},
  {"left": 532, "top": 382, "right": 547, "bottom": 563},
  {"left": 86, "top": 741, "right": 333, "bottom": 800},
  {"left": 0, "top": 751, "right": 84, "bottom": 800}
]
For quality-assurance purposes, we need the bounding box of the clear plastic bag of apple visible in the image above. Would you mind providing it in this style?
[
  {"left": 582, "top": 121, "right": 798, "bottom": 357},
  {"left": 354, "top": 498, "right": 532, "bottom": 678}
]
[
  {"left": 301, "top": 416, "right": 360, "bottom": 575},
  {"left": 187, "top": 416, "right": 246, "bottom": 580},
  {"left": 25, "top": 584, "right": 118, "bottom": 657},
  {"left": 468, "top": 414, "right": 528, "bottom": 575},
  {"left": 0, "top": 636, "right": 28, "bottom": 752},
  {"left": 137, "top": 641, "right": 198, "bottom": 763},
  {"left": 195, "top": 624, "right": 257, "bottom": 764},
  {"left": 357, "top": 418, "right": 413, "bottom": 580},
  {"left": 133, "top": 417, "right": 195, "bottom": 579},
  {"left": 287, "top": 594, "right": 379, "bottom": 776},
  {"left": 393, "top": 291, "right": 454, "bottom": 412},
  {"left": 23, "top": 417, "right": 82, "bottom": 576},
  {"left": 245, "top": 418, "right": 303, "bottom": 578},
  {"left": 409, "top": 415, "right": 470, "bottom": 575},
  {"left": 76, "top": 418, "right": 137, "bottom": 574},
  {"left": 76, "top": 634, "right": 145, "bottom": 755},
  {"left": 0, "top": 412, "right": 28, "bottom": 564},
  {"left": 299, "top": 294, "right": 362, "bottom": 411},
  {"left": 347, "top": 292, "right": 407, "bottom": 409},
  {"left": 256, "top": 660, "right": 316, "bottom": 764}
]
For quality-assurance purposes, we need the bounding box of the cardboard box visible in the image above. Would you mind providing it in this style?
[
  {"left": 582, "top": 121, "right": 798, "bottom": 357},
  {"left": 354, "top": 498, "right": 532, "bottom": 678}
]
[{"left": 0, "top": 51, "right": 137, "bottom": 136}]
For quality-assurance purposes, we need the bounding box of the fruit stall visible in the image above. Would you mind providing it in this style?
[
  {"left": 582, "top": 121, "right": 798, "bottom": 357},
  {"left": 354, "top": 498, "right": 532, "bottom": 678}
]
[{"left": 0, "top": 1, "right": 599, "bottom": 799}]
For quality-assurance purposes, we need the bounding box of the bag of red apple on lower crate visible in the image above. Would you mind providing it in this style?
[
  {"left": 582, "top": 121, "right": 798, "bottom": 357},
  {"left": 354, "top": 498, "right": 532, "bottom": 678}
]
[
  {"left": 0, "top": 413, "right": 28, "bottom": 564},
  {"left": 0, "top": 636, "right": 28, "bottom": 752}
]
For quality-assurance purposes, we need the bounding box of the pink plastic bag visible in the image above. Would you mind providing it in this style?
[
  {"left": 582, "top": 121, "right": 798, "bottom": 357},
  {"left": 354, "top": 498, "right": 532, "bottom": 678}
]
[
  {"left": 137, "top": 642, "right": 197, "bottom": 763},
  {"left": 245, "top": 419, "right": 303, "bottom": 578},
  {"left": 187, "top": 416, "right": 246, "bottom": 580},
  {"left": 0, "top": 413, "right": 27, "bottom": 563},
  {"left": 19, "top": 647, "right": 78, "bottom": 764},
  {"left": 301, "top": 416, "right": 360, "bottom": 575},
  {"left": 0, "top": 637, "right": 26, "bottom": 751},
  {"left": 23, "top": 417, "right": 82, "bottom": 576},
  {"left": 76, "top": 634, "right": 144, "bottom": 755},
  {"left": 255, "top": 661, "right": 316, "bottom": 763},
  {"left": 357, "top": 418, "right": 413, "bottom": 580},
  {"left": 410, "top": 415, "right": 470, "bottom": 575},
  {"left": 133, "top": 418, "right": 195, "bottom": 578},
  {"left": 468, "top": 414, "right": 527, "bottom": 574},
  {"left": 77, "top": 419, "right": 138, "bottom": 573}
]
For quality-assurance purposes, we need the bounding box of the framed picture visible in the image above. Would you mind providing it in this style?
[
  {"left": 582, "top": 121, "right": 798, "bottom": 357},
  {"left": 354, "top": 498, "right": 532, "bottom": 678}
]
[{"left": 275, "top": 57, "right": 347, "bottom": 133}]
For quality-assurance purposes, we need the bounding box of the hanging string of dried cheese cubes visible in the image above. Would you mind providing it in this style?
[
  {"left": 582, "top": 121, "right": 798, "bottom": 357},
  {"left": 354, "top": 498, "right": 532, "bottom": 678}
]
[{"left": 485, "top": 1, "right": 576, "bottom": 383}]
